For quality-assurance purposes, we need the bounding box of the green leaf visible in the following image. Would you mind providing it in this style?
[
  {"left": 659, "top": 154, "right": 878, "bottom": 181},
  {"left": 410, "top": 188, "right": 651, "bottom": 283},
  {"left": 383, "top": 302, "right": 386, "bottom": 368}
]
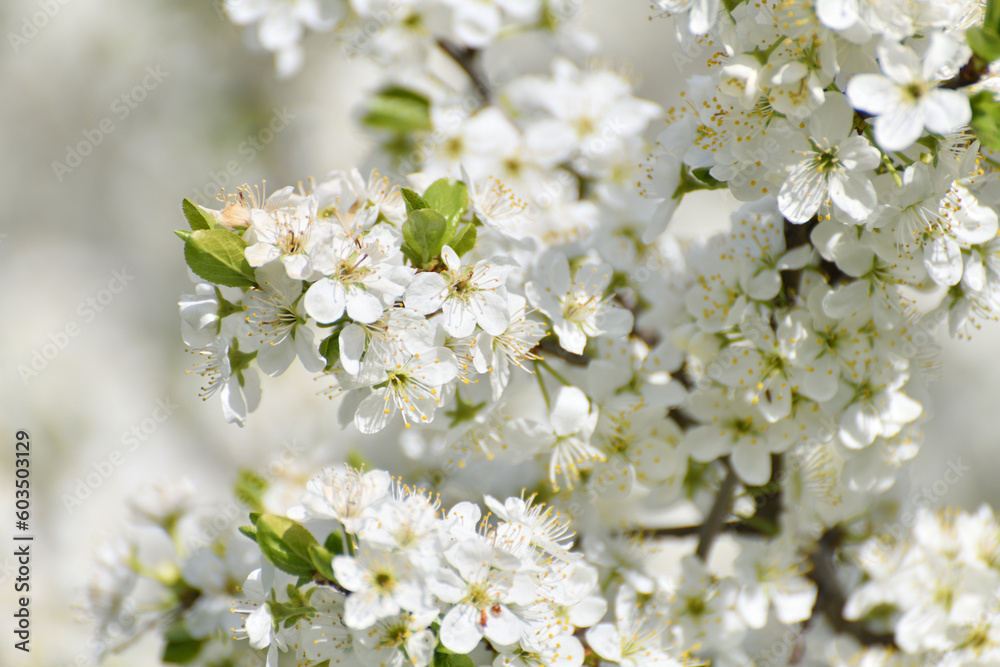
[
  {"left": 324, "top": 531, "right": 345, "bottom": 555},
  {"left": 401, "top": 188, "right": 430, "bottom": 213},
  {"left": 182, "top": 198, "right": 216, "bottom": 231},
  {"left": 162, "top": 624, "right": 205, "bottom": 664},
  {"left": 234, "top": 469, "right": 267, "bottom": 512},
  {"left": 270, "top": 595, "right": 316, "bottom": 629},
  {"left": 402, "top": 209, "right": 450, "bottom": 268},
  {"left": 422, "top": 178, "right": 468, "bottom": 230},
  {"left": 308, "top": 544, "right": 337, "bottom": 582},
  {"left": 255, "top": 515, "right": 320, "bottom": 577},
  {"left": 988, "top": 0, "right": 1000, "bottom": 34},
  {"left": 434, "top": 649, "right": 476, "bottom": 667},
  {"left": 238, "top": 524, "right": 258, "bottom": 543},
  {"left": 449, "top": 223, "right": 477, "bottom": 257},
  {"left": 970, "top": 90, "right": 1000, "bottom": 152},
  {"left": 400, "top": 245, "right": 423, "bottom": 268},
  {"left": 184, "top": 229, "right": 257, "bottom": 288},
  {"left": 319, "top": 331, "right": 341, "bottom": 371},
  {"left": 174, "top": 229, "right": 192, "bottom": 242},
  {"left": 967, "top": 27, "right": 1000, "bottom": 63},
  {"left": 362, "top": 86, "right": 432, "bottom": 134}
]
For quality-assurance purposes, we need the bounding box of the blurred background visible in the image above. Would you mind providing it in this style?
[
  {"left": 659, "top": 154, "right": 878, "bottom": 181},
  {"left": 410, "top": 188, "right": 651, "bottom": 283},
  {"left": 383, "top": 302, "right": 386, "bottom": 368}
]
[{"left": 0, "top": 0, "right": 996, "bottom": 664}]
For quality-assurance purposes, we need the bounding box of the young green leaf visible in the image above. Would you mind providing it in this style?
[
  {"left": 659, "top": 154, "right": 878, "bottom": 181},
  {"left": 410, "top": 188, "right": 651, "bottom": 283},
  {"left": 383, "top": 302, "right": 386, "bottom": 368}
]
[
  {"left": 967, "top": 27, "right": 1000, "bottom": 63},
  {"left": 422, "top": 178, "right": 468, "bottom": 230},
  {"left": 308, "top": 544, "right": 338, "bottom": 582},
  {"left": 401, "top": 187, "right": 430, "bottom": 213},
  {"left": 162, "top": 624, "right": 205, "bottom": 664},
  {"left": 970, "top": 90, "right": 1000, "bottom": 152},
  {"left": 402, "top": 209, "right": 450, "bottom": 267},
  {"left": 184, "top": 229, "right": 257, "bottom": 288},
  {"left": 362, "top": 86, "right": 432, "bottom": 133},
  {"left": 434, "top": 649, "right": 476, "bottom": 667},
  {"left": 255, "top": 514, "right": 320, "bottom": 577},
  {"left": 319, "top": 331, "right": 341, "bottom": 372},
  {"left": 182, "top": 198, "right": 217, "bottom": 231},
  {"left": 449, "top": 223, "right": 477, "bottom": 258},
  {"left": 324, "top": 531, "right": 345, "bottom": 555},
  {"left": 234, "top": 469, "right": 268, "bottom": 512}
]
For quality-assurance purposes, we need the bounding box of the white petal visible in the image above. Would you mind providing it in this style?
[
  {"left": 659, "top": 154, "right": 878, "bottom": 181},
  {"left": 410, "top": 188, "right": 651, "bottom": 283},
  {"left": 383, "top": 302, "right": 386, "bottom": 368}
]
[
  {"left": 346, "top": 290, "right": 384, "bottom": 324},
  {"left": 550, "top": 386, "right": 591, "bottom": 437},
  {"left": 846, "top": 74, "right": 898, "bottom": 115},
  {"left": 731, "top": 440, "right": 772, "bottom": 485},
  {"left": 471, "top": 292, "right": 511, "bottom": 336},
  {"left": 585, "top": 624, "right": 622, "bottom": 662},
  {"left": 923, "top": 236, "right": 963, "bottom": 286},
  {"left": 873, "top": 105, "right": 925, "bottom": 152},
  {"left": 553, "top": 319, "right": 587, "bottom": 355},
  {"left": 340, "top": 324, "right": 367, "bottom": 376},
  {"left": 355, "top": 390, "right": 394, "bottom": 434},
  {"left": 294, "top": 328, "right": 326, "bottom": 373},
  {"left": 443, "top": 300, "right": 478, "bottom": 338},
  {"left": 829, "top": 172, "right": 877, "bottom": 222},
  {"left": 482, "top": 606, "right": 522, "bottom": 647},
  {"left": 257, "top": 337, "right": 296, "bottom": 376},
  {"left": 305, "top": 278, "right": 347, "bottom": 324},
  {"left": 922, "top": 90, "right": 972, "bottom": 136},
  {"left": 245, "top": 242, "right": 281, "bottom": 268},
  {"left": 839, "top": 401, "right": 880, "bottom": 449},
  {"left": 737, "top": 584, "right": 768, "bottom": 629},
  {"left": 773, "top": 579, "right": 818, "bottom": 624},
  {"left": 440, "top": 605, "right": 484, "bottom": 654},
  {"left": 404, "top": 273, "right": 449, "bottom": 314}
]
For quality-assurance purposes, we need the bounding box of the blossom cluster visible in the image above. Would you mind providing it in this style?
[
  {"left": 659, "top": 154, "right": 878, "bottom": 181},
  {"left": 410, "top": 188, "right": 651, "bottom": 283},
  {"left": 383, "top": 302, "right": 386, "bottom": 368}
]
[
  {"left": 233, "top": 466, "right": 617, "bottom": 667},
  {"left": 180, "top": 169, "right": 549, "bottom": 430},
  {"left": 90, "top": 0, "right": 1000, "bottom": 664},
  {"left": 223, "top": 0, "right": 593, "bottom": 77},
  {"left": 841, "top": 505, "right": 1000, "bottom": 665}
]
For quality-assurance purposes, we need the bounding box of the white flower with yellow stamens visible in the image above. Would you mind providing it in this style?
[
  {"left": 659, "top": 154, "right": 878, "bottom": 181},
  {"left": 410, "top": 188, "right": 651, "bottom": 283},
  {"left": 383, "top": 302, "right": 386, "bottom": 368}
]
[
  {"left": 245, "top": 196, "right": 319, "bottom": 280},
  {"left": 353, "top": 345, "right": 459, "bottom": 433}
]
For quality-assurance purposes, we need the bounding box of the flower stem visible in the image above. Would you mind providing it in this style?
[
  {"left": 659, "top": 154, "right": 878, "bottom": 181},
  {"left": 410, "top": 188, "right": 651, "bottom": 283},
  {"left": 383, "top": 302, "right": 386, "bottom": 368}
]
[
  {"left": 533, "top": 360, "right": 552, "bottom": 410},
  {"left": 536, "top": 357, "right": 571, "bottom": 386}
]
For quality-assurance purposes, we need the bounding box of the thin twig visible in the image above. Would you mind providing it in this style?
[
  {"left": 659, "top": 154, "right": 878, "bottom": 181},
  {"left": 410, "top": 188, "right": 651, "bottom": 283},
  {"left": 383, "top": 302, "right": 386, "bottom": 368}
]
[
  {"left": 695, "top": 459, "right": 738, "bottom": 561},
  {"left": 806, "top": 527, "right": 897, "bottom": 647},
  {"left": 536, "top": 339, "right": 590, "bottom": 366},
  {"left": 437, "top": 39, "right": 492, "bottom": 101},
  {"left": 625, "top": 521, "right": 764, "bottom": 539}
]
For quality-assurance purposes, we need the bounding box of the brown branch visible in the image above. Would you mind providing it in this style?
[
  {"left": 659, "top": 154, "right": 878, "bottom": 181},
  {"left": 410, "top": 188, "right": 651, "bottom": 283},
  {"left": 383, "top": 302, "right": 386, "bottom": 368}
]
[
  {"left": 696, "top": 459, "right": 738, "bottom": 561},
  {"left": 940, "top": 56, "right": 989, "bottom": 90},
  {"left": 806, "top": 527, "right": 897, "bottom": 647},
  {"left": 625, "top": 520, "right": 766, "bottom": 539},
  {"left": 437, "top": 39, "right": 492, "bottom": 101}
]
